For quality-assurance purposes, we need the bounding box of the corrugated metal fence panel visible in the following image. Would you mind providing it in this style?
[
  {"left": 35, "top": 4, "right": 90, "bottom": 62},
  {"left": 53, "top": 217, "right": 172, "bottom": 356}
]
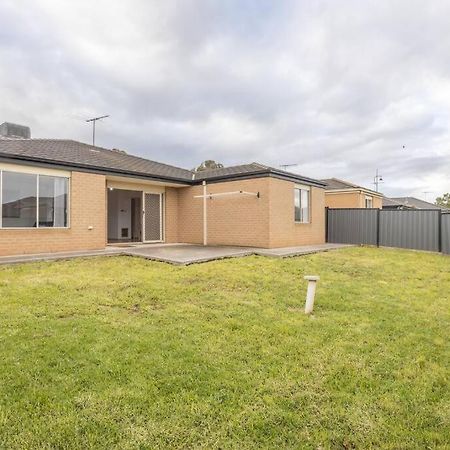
[
  {"left": 442, "top": 214, "right": 450, "bottom": 255},
  {"left": 327, "top": 209, "right": 378, "bottom": 245},
  {"left": 379, "top": 210, "right": 439, "bottom": 251}
]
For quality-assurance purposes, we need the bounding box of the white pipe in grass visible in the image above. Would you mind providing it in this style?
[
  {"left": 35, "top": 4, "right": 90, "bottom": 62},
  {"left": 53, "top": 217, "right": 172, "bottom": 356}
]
[{"left": 304, "top": 275, "right": 320, "bottom": 314}]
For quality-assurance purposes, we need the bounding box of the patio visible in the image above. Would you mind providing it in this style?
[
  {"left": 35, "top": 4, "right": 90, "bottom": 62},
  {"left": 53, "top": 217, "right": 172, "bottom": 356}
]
[{"left": 0, "top": 243, "right": 351, "bottom": 266}]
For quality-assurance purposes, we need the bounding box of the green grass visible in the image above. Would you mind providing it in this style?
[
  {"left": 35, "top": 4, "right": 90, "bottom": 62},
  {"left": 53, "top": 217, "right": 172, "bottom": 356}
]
[{"left": 0, "top": 248, "right": 448, "bottom": 449}]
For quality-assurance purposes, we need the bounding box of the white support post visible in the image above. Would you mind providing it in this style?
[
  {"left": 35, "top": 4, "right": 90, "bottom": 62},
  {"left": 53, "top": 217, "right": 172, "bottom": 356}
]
[
  {"left": 203, "top": 181, "right": 207, "bottom": 246},
  {"left": 304, "top": 275, "right": 320, "bottom": 314}
]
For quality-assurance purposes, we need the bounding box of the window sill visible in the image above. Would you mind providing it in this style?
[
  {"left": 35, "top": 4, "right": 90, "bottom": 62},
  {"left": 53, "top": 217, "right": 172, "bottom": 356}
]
[{"left": 294, "top": 221, "right": 311, "bottom": 225}]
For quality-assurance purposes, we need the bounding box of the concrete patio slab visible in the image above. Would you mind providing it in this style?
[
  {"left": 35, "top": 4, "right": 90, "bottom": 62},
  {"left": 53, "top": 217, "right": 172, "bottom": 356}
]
[
  {"left": 123, "top": 244, "right": 255, "bottom": 265},
  {"left": 0, "top": 243, "right": 352, "bottom": 266},
  {"left": 123, "top": 243, "right": 352, "bottom": 265}
]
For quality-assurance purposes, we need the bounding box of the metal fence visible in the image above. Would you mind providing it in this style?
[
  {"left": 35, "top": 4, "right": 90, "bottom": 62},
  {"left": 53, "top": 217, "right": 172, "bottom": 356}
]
[
  {"left": 327, "top": 209, "right": 378, "bottom": 246},
  {"left": 442, "top": 214, "right": 450, "bottom": 255},
  {"left": 326, "top": 208, "right": 450, "bottom": 255}
]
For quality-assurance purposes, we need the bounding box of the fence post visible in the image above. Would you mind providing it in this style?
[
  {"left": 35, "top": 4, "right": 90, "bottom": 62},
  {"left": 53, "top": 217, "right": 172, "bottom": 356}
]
[
  {"left": 438, "top": 210, "right": 442, "bottom": 253},
  {"left": 325, "top": 207, "right": 329, "bottom": 243},
  {"left": 376, "top": 208, "right": 381, "bottom": 247}
]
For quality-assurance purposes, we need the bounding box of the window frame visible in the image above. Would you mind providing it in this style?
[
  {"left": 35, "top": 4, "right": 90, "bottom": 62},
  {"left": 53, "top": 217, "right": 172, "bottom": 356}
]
[
  {"left": 294, "top": 184, "right": 311, "bottom": 224},
  {"left": 365, "top": 195, "right": 373, "bottom": 208},
  {"left": 0, "top": 168, "right": 70, "bottom": 230}
]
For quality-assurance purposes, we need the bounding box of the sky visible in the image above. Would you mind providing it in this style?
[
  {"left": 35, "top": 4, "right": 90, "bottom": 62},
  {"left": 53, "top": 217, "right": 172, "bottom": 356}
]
[{"left": 1, "top": 0, "right": 449, "bottom": 199}]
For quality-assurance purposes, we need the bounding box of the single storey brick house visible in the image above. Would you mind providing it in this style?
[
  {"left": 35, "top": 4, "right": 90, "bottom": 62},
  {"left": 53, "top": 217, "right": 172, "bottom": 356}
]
[
  {"left": 321, "top": 178, "right": 383, "bottom": 209},
  {"left": 0, "top": 135, "right": 327, "bottom": 257}
]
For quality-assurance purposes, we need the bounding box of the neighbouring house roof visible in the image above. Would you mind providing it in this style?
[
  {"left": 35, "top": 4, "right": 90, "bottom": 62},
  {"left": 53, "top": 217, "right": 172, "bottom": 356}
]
[
  {"left": 0, "top": 139, "right": 326, "bottom": 187},
  {"left": 389, "top": 196, "right": 448, "bottom": 211},
  {"left": 382, "top": 197, "right": 408, "bottom": 208},
  {"left": 320, "top": 178, "right": 381, "bottom": 195}
]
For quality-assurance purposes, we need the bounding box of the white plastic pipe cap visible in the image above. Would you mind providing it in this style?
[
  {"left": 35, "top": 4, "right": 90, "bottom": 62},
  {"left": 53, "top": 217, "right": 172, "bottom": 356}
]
[{"left": 304, "top": 275, "right": 320, "bottom": 281}]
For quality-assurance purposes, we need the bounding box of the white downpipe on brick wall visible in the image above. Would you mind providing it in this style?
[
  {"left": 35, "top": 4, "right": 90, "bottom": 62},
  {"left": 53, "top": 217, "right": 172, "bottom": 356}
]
[{"left": 203, "top": 181, "right": 207, "bottom": 246}]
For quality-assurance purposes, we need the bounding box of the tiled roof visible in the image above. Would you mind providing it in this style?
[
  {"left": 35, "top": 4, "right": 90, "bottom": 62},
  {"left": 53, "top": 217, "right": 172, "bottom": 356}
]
[
  {"left": 194, "top": 163, "right": 326, "bottom": 186},
  {"left": 0, "top": 139, "right": 193, "bottom": 182},
  {"left": 391, "top": 197, "right": 447, "bottom": 210},
  {"left": 321, "top": 178, "right": 380, "bottom": 195},
  {"left": 0, "top": 139, "right": 325, "bottom": 187},
  {"left": 382, "top": 197, "right": 406, "bottom": 207}
]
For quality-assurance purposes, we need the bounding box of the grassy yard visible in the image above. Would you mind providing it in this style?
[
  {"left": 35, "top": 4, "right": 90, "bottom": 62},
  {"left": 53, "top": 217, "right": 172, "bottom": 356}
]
[{"left": 0, "top": 248, "right": 448, "bottom": 449}]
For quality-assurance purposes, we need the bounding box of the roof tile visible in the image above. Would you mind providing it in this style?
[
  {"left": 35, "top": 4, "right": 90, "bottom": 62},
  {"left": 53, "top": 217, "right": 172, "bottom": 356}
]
[{"left": 0, "top": 139, "right": 325, "bottom": 187}]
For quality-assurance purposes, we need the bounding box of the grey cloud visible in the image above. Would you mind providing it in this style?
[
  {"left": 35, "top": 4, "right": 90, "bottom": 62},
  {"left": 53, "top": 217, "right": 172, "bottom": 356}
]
[{"left": 0, "top": 0, "right": 449, "bottom": 199}]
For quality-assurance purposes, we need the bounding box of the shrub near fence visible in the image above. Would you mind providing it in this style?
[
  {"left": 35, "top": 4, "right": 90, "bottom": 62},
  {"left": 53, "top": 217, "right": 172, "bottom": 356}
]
[{"left": 326, "top": 208, "right": 450, "bottom": 255}]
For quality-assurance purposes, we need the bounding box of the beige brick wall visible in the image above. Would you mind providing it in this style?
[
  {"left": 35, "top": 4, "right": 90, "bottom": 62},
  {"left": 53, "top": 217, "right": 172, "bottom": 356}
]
[
  {"left": 204, "top": 178, "right": 271, "bottom": 247},
  {"left": 325, "top": 192, "right": 362, "bottom": 208},
  {"left": 0, "top": 171, "right": 107, "bottom": 257},
  {"left": 176, "top": 177, "right": 324, "bottom": 248},
  {"left": 325, "top": 191, "right": 383, "bottom": 208},
  {"left": 177, "top": 179, "right": 271, "bottom": 247},
  {"left": 164, "top": 187, "right": 179, "bottom": 243},
  {"left": 269, "top": 178, "right": 325, "bottom": 247},
  {"left": 372, "top": 196, "right": 383, "bottom": 209},
  {"left": 177, "top": 184, "right": 204, "bottom": 244}
]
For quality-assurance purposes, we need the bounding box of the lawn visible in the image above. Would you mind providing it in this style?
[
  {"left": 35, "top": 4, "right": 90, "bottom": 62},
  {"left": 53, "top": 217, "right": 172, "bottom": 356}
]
[{"left": 0, "top": 247, "right": 448, "bottom": 449}]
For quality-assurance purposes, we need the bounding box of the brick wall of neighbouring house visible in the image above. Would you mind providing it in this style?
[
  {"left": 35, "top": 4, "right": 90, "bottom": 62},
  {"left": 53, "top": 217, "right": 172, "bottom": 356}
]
[
  {"left": 372, "top": 196, "right": 383, "bottom": 208},
  {"left": 269, "top": 178, "right": 325, "bottom": 247},
  {"left": 324, "top": 192, "right": 362, "bottom": 208},
  {"left": 0, "top": 171, "right": 106, "bottom": 256},
  {"left": 325, "top": 191, "right": 383, "bottom": 208}
]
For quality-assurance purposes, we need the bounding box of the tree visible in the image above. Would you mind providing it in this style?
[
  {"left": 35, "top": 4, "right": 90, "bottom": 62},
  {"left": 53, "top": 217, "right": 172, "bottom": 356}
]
[
  {"left": 194, "top": 160, "right": 224, "bottom": 172},
  {"left": 435, "top": 193, "right": 450, "bottom": 208}
]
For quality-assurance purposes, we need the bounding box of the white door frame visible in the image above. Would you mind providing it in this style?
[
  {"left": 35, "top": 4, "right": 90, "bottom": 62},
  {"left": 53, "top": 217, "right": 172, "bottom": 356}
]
[{"left": 142, "top": 191, "right": 164, "bottom": 243}]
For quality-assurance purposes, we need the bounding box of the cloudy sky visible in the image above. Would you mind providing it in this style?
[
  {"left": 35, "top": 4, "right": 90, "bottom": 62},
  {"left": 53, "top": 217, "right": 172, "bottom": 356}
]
[{"left": 1, "top": 0, "right": 449, "bottom": 198}]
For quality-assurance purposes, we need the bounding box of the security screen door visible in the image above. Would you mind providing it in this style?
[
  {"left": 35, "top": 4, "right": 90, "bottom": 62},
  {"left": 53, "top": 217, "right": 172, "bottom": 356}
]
[{"left": 144, "top": 193, "right": 162, "bottom": 242}]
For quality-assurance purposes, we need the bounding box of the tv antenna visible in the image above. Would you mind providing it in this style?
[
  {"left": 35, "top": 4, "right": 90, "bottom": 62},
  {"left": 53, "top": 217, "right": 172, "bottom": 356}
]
[
  {"left": 280, "top": 163, "right": 298, "bottom": 171},
  {"left": 86, "top": 115, "right": 109, "bottom": 146},
  {"left": 422, "top": 191, "right": 433, "bottom": 202}
]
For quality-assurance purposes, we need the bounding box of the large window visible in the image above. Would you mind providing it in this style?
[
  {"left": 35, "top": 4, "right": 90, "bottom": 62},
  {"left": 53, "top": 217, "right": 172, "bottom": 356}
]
[
  {"left": 294, "top": 186, "right": 310, "bottom": 223},
  {"left": 1, "top": 170, "right": 69, "bottom": 228},
  {"left": 39, "top": 175, "right": 69, "bottom": 227},
  {"left": 2, "top": 172, "right": 37, "bottom": 228}
]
